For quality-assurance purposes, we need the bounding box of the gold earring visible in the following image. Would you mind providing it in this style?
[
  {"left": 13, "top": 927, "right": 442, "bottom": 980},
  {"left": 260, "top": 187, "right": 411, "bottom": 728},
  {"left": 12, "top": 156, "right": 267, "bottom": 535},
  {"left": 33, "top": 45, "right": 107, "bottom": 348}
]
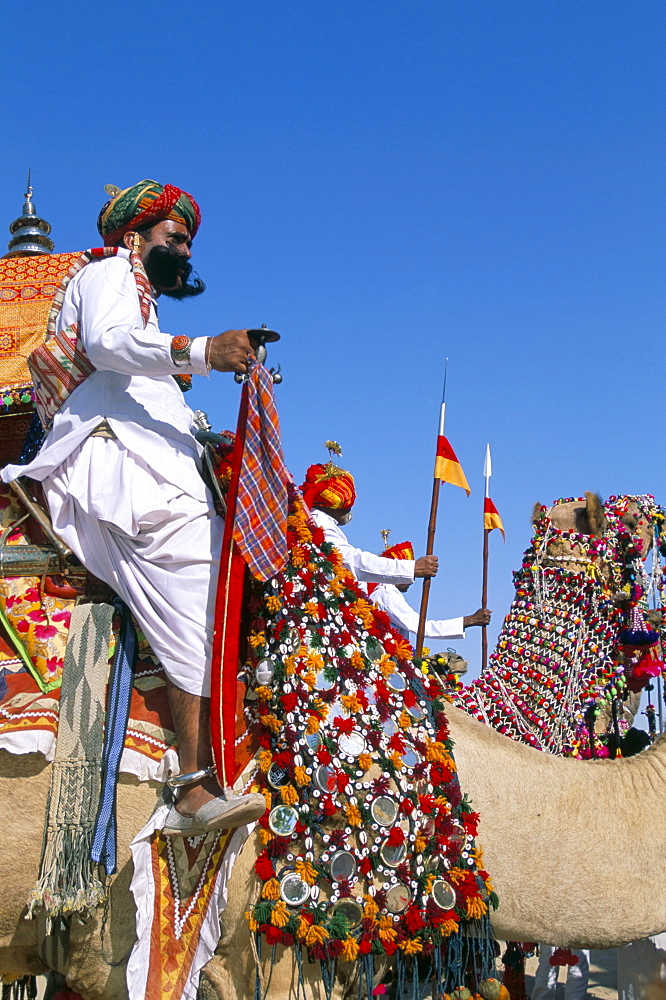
[{"left": 132, "top": 232, "right": 141, "bottom": 253}]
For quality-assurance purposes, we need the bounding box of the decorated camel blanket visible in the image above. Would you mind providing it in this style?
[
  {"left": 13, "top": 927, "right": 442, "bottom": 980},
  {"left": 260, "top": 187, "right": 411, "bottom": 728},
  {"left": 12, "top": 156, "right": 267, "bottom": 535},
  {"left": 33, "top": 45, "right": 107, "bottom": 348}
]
[
  {"left": 232, "top": 491, "right": 497, "bottom": 995},
  {"left": 0, "top": 478, "right": 498, "bottom": 999}
]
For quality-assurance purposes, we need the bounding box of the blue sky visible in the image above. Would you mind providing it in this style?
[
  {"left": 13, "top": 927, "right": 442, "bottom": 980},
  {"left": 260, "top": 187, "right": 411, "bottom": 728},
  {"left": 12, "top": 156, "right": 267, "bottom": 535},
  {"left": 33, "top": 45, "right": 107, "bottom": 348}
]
[{"left": 2, "top": 1, "right": 665, "bottom": 698}]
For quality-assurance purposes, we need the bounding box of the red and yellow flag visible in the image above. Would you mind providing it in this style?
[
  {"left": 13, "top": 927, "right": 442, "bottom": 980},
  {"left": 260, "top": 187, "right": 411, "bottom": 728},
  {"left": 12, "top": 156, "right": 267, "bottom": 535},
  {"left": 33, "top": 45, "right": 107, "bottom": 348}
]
[
  {"left": 434, "top": 436, "right": 471, "bottom": 495},
  {"left": 483, "top": 496, "right": 505, "bottom": 539}
]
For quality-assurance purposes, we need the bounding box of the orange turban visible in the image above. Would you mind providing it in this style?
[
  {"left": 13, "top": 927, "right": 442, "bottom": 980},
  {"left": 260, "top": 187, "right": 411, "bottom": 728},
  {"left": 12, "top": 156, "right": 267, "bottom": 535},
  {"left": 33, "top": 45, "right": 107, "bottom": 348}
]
[
  {"left": 381, "top": 540, "right": 414, "bottom": 561},
  {"left": 300, "top": 462, "right": 356, "bottom": 511}
]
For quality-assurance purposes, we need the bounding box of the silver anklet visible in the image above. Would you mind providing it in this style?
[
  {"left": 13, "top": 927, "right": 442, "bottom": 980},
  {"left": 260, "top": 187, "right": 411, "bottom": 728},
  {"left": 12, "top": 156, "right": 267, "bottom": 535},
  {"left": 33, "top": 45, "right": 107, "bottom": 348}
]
[{"left": 167, "top": 765, "right": 216, "bottom": 788}]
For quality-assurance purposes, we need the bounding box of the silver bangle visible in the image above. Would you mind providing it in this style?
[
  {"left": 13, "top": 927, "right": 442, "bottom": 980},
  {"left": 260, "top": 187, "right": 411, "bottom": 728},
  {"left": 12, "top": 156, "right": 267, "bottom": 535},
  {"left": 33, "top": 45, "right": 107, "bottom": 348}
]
[{"left": 167, "top": 765, "right": 216, "bottom": 788}]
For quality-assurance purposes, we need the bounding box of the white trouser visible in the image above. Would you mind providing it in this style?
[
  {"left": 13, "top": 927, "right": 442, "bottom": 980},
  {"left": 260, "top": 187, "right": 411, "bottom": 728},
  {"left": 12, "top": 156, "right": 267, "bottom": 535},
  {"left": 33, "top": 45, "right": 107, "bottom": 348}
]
[
  {"left": 44, "top": 435, "right": 223, "bottom": 697},
  {"left": 532, "top": 947, "right": 590, "bottom": 1000},
  {"left": 618, "top": 935, "right": 666, "bottom": 1000}
]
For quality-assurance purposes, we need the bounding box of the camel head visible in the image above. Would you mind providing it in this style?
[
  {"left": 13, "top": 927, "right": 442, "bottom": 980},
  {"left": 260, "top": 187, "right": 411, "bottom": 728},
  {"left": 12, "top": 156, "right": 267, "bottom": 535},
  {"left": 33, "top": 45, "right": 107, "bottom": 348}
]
[{"left": 530, "top": 493, "right": 663, "bottom": 593}]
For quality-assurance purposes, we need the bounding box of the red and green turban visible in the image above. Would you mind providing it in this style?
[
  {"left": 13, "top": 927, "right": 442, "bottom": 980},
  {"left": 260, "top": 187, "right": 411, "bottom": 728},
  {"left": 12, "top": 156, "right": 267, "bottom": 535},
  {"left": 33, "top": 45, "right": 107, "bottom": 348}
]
[
  {"left": 381, "top": 540, "right": 414, "bottom": 561},
  {"left": 97, "top": 179, "right": 201, "bottom": 247},
  {"left": 300, "top": 462, "right": 356, "bottom": 511}
]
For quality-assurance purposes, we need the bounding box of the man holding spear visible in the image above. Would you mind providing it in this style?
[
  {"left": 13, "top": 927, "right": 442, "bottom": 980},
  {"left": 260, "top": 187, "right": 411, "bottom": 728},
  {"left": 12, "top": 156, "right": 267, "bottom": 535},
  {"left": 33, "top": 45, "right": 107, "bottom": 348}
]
[
  {"left": 369, "top": 538, "right": 491, "bottom": 643},
  {"left": 300, "top": 450, "right": 438, "bottom": 587}
]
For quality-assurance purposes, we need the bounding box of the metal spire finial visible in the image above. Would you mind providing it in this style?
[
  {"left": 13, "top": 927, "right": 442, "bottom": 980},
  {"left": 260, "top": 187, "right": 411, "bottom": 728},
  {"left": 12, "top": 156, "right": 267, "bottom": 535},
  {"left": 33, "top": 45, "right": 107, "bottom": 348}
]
[{"left": 3, "top": 170, "right": 54, "bottom": 258}]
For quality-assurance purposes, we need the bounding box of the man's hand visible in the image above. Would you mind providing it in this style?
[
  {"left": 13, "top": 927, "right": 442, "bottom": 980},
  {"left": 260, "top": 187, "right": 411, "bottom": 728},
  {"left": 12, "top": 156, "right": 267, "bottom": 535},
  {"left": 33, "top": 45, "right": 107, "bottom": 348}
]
[
  {"left": 414, "top": 555, "right": 439, "bottom": 578},
  {"left": 463, "top": 608, "right": 492, "bottom": 628},
  {"left": 207, "top": 330, "right": 256, "bottom": 373}
]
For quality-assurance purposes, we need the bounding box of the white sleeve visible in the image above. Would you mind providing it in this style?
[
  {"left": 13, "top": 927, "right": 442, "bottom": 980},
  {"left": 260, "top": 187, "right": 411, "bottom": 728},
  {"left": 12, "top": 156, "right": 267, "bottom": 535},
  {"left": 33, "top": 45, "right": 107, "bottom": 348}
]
[
  {"left": 315, "top": 516, "right": 414, "bottom": 585},
  {"left": 76, "top": 259, "right": 207, "bottom": 377},
  {"left": 372, "top": 585, "right": 465, "bottom": 639}
]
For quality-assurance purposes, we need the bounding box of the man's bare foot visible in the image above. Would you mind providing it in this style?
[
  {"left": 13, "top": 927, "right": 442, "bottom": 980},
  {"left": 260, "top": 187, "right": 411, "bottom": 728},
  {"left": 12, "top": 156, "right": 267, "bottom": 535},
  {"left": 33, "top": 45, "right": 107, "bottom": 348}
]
[{"left": 174, "top": 775, "right": 224, "bottom": 817}]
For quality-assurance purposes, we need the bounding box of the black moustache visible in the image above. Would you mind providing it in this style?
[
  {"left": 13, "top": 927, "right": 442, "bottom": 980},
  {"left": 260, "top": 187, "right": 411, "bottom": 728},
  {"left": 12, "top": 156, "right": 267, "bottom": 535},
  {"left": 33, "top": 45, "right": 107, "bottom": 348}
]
[{"left": 145, "top": 245, "right": 206, "bottom": 300}]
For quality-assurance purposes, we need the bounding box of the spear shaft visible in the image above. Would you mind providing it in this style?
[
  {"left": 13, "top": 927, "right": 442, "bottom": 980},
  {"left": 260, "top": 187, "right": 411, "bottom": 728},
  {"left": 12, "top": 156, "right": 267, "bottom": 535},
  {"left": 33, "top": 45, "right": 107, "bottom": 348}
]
[
  {"left": 481, "top": 528, "right": 489, "bottom": 670},
  {"left": 481, "top": 444, "right": 491, "bottom": 670},
  {"left": 415, "top": 477, "right": 441, "bottom": 658},
  {"left": 415, "top": 363, "right": 448, "bottom": 658}
]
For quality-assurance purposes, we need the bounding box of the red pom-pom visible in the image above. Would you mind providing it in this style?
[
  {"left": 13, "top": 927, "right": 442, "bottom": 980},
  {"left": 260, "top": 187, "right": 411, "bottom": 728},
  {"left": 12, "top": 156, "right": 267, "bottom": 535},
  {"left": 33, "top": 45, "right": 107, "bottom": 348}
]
[{"left": 254, "top": 853, "right": 275, "bottom": 880}]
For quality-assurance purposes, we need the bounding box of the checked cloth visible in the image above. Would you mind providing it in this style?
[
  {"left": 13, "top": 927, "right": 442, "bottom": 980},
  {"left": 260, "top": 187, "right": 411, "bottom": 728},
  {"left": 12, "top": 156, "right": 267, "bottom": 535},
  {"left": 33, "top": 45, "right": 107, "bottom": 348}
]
[{"left": 231, "top": 362, "right": 289, "bottom": 581}]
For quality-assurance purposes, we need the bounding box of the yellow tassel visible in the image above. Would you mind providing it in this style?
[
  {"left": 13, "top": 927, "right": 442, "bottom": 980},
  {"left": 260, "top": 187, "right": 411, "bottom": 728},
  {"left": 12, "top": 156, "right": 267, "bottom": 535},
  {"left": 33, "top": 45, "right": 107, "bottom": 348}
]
[
  {"left": 340, "top": 937, "right": 359, "bottom": 961},
  {"left": 280, "top": 785, "right": 299, "bottom": 806},
  {"left": 261, "top": 878, "right": 281, "bottom": 900},
  {"left": 271, "top": 900, "right": 289, "bottom": 927}
]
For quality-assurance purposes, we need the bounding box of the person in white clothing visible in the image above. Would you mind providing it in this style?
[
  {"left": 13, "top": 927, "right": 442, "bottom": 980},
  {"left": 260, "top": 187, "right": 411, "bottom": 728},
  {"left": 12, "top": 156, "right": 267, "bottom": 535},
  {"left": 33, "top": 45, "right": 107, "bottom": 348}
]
[
  {"left": 1, "top": 179, "right": 265, "bottom": 835},
  {"left": 531, "top": 946, "right": 590, "bottom": 1000},
  {"left": 367, "top": 538, "right": 491, "bottom": 641},
  {"left": 299, "top": 457, "right": 438, "bottom": 587}
]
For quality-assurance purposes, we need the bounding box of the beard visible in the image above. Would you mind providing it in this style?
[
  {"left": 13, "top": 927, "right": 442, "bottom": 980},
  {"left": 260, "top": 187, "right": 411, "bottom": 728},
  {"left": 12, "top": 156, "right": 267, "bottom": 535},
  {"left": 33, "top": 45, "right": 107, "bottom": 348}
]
[
  {"left": 338, "top": 511, "right": 353, "bottom": 525},
  {"left": 144, "top": 244, "right": 206, "bottom": 299}
]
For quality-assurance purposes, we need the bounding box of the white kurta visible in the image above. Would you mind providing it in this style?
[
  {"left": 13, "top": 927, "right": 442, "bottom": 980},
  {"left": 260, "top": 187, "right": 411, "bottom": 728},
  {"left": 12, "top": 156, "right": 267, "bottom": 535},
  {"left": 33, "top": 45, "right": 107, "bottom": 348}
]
[
  {"left": 2, "top": 251, "right": 218, "bottom": 696},
  {"left": 371, "top": 583, "right": 465, "bottom": 641},
  {"left": 310, "top": 509, "right": 415, "bottom": 586}
]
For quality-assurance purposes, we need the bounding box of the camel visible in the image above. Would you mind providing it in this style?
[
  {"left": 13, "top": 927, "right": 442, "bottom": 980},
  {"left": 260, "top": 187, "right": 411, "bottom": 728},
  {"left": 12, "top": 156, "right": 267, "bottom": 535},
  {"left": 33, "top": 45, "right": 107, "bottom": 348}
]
[
  {"left": 0, "top": 706, "right": 664, "bottom": 999},
  {"left": 0, "top": 493, "right": 663, "bottom": 999}
]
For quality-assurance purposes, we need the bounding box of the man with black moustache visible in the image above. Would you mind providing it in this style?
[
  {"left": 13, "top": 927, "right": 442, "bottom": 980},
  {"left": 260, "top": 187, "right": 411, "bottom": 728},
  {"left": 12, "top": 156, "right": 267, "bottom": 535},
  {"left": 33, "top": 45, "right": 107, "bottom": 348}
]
[{"left": 2, "top": 180, "right": 266, "bottom": 835}]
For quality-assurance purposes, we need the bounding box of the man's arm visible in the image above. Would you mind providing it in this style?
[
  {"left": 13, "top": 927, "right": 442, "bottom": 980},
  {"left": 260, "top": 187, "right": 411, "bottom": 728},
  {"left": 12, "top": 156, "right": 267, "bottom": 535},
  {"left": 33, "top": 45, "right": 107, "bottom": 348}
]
[
  {"left": 462, "top": 609, "right": 492, "bottom": 628},
  {"left": 372, "top": 585, "right": 466, "bottom": 639},
  {"left": 312, "top": 512, "right": 416, "bottom": 585},
  {"left": 77, "top": 258, "right": 254, "bottom": 378}
]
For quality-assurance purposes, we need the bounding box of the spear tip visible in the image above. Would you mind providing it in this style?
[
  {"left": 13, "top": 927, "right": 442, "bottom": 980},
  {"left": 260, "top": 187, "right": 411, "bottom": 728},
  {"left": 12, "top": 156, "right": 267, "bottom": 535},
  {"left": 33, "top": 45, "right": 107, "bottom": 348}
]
[{"left": 483, "top": 443, "right": 492, "bottom": 480}]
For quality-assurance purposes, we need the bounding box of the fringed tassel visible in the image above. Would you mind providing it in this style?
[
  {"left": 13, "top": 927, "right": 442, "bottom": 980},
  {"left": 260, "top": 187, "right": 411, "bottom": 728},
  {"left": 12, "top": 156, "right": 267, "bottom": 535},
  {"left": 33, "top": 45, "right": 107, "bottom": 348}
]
[
  {"left": 27, "top": 760, "right": 105, "bottom": 918},
  {"left": 409, "top": 956, "right": 419, "bottom": 1000},
  {"left": 1, "top": 977, "right": 37, "bottom": 1000},
  {"left": 28, "top": 603, "right": 113, "bottom": 920},
  {"left": 361, "top": 954, "right": 374, "bottom": 1000},
  {"left": 396, "top": 952, "right": 406, "bottom": 1000},
  {"left": 432, "top": 942, "right": 444, "bottom": 1000},
  {"left": 294, "top": 945, "right": 307, "bottom": 1000},
  {"left": 470, "top": 914, "right": 497, "bottom": 988},
  {"left": 445, "top": 928, "right": 463, "bottom": 992},
  {"left": 253, "top": 933, "right": 262, "bottom": 1000},
  {"left": 321, "top": 957, "right": 336, "bottom": 1000}
]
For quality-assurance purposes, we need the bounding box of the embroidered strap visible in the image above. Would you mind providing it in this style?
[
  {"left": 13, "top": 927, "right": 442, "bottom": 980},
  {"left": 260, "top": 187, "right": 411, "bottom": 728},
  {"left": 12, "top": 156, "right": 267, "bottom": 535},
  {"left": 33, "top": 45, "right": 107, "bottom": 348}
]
[
  {"left": 90, "top": 598, "right": 138, "bottom": 876},
  {"left": 46, "top": 247, "right": 151, "bottom": 334},
  {"left": 28, "top": 248, "right": 152, "bottom": 429}
]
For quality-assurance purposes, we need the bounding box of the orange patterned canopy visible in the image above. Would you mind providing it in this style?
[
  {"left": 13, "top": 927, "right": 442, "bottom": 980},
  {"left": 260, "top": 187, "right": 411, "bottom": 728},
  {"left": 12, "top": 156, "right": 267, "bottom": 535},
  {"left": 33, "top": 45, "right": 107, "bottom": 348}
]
[{"left": 0, "top": 252, "right": 82, "bottom": 395}]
